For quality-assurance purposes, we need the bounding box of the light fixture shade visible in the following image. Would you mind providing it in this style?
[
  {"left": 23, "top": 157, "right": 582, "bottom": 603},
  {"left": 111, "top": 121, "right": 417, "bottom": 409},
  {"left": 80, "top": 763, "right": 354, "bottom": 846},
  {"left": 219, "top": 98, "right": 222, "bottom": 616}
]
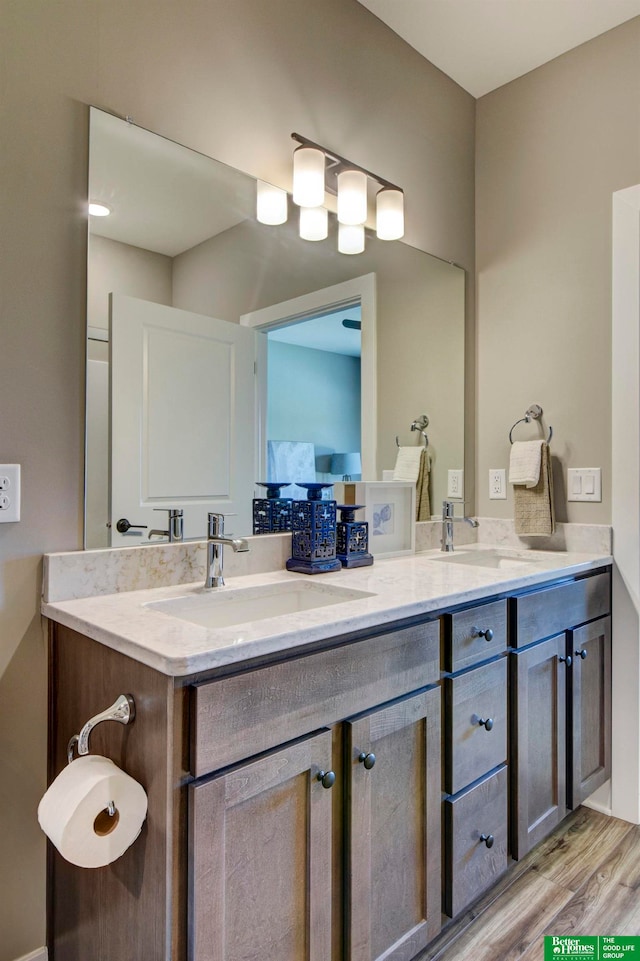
[
  {"left": 89, "top": 202, "right": 111, "bottom": 217},
  {"left": 338, "top": 223, "right": 365, "bottom": 255},
  {"left": 337, "top": 169, "right": 367, "bottom": 225},
  {"left": 256, "top": 181, "right": 288, "bottom": 225},
  {"left": 330, "top": 452, "right": 362, "bottom": 479},
  {"left": 299, "top": 205, "right": 328, "bottom": 241},
  {"left": 376, "top": 187, "right": 404, "bottom": 240},
  {"left": 292, "top": 146, "right": 325, "bottom": 208}
]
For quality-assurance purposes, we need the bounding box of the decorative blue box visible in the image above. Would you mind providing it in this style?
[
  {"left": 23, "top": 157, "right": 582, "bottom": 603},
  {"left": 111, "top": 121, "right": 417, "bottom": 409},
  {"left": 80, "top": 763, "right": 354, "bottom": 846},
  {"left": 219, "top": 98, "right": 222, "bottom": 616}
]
[
  {"left": 252, "top": 482, "right": 292, "bottom": 534},
  {"left": 286, "top": 483, "right": 342, "bottom": 575},
  {"left": 336, "top": 504, "right": 374, "bottom": 568}
]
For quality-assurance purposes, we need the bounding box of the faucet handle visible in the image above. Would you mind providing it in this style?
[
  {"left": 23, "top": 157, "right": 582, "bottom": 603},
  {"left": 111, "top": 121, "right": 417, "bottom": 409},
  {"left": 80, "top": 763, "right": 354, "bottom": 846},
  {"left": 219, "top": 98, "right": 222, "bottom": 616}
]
[{"left": 208, "top": 512, "right": 225, "bottom": 537}]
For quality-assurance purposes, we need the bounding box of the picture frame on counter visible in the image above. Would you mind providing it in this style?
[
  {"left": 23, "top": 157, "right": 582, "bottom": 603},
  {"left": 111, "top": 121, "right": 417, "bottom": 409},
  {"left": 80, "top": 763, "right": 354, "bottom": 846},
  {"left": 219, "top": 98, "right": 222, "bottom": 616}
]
[{"left": 333, "top": 481, "right": 416, "bottom": 558}]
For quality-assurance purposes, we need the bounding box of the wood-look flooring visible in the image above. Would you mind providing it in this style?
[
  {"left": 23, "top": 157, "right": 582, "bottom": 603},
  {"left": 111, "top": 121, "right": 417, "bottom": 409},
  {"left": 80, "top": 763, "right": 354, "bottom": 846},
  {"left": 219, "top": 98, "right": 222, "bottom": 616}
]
[{"left": 419, "top": 807, "right": 640, "bottom": 961}]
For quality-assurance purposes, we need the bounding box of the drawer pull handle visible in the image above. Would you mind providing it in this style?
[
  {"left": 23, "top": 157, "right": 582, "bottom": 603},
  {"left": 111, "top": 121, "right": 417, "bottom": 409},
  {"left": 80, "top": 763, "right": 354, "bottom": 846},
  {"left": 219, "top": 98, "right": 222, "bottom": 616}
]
[
  {"left": 477, "top": 716, "right": 494, "bottom": 731},
  {"left": 559, "top": 655, "right": 573, "bottom": 667},
  {"left": 575, "top": 649, "right": 588, "bottom": 660},
  {"left": 474, "top": 627, "right": 494, "bottom": 642},
  {"left": 479, "top": 833, "right": 495, "bottom": 849},
  {"left": 358, "top": 752, "right": 376, "bottom": 770},
  {"left": 316, "top": 770, "right": 336, "bottom": 789}
]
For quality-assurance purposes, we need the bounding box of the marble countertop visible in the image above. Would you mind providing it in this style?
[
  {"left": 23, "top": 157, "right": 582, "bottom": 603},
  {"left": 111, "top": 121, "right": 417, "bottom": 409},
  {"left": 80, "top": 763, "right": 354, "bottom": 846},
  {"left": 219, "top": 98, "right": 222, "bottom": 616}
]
[{"left": 41, "top": 545, "right": 612, "bottom": 677}]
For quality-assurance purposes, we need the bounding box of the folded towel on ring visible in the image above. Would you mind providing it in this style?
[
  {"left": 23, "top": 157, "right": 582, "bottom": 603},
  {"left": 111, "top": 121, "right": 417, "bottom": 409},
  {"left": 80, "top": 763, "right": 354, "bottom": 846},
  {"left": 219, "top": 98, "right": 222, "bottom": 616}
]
[
  {"left": 509, "top": 440, "right": 544, "bottom": 488},
  {"left": 393, "top": 446, "right": 423, "bottom": 483},
  {"left": 513, "top": 442, "right": 555, "bottom": 537}
]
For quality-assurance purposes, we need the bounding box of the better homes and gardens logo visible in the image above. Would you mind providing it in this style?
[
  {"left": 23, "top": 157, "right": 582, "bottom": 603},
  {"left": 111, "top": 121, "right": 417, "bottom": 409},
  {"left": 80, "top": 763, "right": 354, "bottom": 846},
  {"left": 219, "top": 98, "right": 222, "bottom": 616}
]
[{"left": 545, "top": 937, "right": 640, "bottom": 960}]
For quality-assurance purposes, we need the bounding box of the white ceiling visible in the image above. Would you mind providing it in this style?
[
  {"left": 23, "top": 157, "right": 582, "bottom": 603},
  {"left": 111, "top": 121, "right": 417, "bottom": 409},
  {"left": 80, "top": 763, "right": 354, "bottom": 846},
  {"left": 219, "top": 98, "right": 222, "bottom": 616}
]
[{"left": 356, "top": 0, "right": 640, "bottom": 97}]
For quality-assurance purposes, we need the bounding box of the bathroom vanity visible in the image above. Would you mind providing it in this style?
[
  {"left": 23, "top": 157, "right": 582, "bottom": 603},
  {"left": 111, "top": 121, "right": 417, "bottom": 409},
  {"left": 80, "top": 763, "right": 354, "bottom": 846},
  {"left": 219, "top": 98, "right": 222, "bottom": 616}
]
[{"left": 42, "top": 546, "right": 612, "bottom": 961}]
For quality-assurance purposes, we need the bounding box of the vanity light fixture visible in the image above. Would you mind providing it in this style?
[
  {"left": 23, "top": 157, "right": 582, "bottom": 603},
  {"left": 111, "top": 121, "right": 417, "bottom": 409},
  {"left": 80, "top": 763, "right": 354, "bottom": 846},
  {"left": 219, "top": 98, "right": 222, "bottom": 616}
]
[
  {"left": 338, "top": 223, "right": 365, "bottom": 255},
  {"left": 89, "top": 202, "right": 111, "bottom": 217},
  {"left": 292, "top": 144, "right": 326, "bottom": 208},
  {"left": 256, "top": 181, "right": 288, "bottom": 225},
  {"left": 376, "top": 187, "right": 405, "bottom": 241},
  {"left": 299, "top": 205, "right": 328, "bottom": 241},
  {"left": 337, "top": 169, "right": 368, "bottom": 226}
]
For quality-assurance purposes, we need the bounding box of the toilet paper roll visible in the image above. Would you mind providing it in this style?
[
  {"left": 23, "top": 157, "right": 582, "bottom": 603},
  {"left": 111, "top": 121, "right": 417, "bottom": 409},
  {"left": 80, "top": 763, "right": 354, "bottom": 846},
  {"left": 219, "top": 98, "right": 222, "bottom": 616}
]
[{"left": 38, "top": 755, "right": 148, "bottom": 868}]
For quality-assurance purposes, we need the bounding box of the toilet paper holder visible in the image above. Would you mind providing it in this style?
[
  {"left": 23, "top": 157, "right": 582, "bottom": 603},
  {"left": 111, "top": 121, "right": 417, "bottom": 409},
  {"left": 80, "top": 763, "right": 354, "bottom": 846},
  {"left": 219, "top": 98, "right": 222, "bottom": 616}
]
[{"left": 67, "top": 694, "right": 136, "bottom": 766}]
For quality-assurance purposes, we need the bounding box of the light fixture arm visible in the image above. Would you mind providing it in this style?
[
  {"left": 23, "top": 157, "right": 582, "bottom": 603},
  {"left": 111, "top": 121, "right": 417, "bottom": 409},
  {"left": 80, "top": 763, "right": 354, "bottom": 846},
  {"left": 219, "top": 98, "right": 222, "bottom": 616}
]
[{"left": 290, "top": 132, "right": 401, "bottom": 193}]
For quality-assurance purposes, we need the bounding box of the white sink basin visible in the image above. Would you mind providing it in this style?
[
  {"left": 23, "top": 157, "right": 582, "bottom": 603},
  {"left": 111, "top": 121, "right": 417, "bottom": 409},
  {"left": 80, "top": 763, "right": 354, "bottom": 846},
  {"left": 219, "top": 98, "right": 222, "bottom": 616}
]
[
  {"left": 430, "top": 549, "right": 537, "bottom": 570},
  {"left": 146, "top": 580, "right": 376, "bottom": 630}
]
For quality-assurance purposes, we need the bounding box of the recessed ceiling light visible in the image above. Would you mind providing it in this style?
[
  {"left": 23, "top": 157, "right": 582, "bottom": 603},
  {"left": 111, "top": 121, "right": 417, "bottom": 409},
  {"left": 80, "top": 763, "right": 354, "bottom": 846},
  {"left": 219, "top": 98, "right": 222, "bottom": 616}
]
[{"left": 89, "top": 202, "right": 111, "bottom": 217}]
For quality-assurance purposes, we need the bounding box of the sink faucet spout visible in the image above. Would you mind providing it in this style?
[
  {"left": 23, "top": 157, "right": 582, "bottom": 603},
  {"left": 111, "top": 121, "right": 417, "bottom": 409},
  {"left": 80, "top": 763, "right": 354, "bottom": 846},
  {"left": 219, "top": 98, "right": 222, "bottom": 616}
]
[
  {"left": 205, "top": 513, "right": 249, "bottom": 588},
  {"left": 441, "top": 500, "right": 479, "bottom": 553}
]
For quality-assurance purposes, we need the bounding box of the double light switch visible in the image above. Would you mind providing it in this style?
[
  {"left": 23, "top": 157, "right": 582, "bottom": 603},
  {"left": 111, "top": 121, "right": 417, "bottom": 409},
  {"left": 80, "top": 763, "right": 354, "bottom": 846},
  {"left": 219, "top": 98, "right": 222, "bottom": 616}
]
[{"left": 567, "top": 468, "right": 601, "bottom": 502}]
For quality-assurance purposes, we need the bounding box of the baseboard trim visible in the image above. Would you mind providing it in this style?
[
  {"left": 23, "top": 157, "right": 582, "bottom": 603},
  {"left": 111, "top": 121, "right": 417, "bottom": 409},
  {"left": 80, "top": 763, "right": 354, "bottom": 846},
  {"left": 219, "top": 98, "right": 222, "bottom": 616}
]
[
  {"left": 13, "top": 948, "right": 48, "bottom": 961},
  {"left": 582, "top": 797, "right": 613, "bottom": 817}
]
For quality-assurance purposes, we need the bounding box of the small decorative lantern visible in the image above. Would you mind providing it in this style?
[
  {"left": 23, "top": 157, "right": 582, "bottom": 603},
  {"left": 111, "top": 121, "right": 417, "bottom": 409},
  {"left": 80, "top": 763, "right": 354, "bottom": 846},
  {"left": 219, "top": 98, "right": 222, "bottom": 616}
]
[
  {"left": 336, "top": 504, "right": 374, "bottom": 568},
  {"left": 253, "top": 482, "right": 292, "bottom": 534},
  {"left": 286, "top": 483, "right": 342, "bottom": 574}
]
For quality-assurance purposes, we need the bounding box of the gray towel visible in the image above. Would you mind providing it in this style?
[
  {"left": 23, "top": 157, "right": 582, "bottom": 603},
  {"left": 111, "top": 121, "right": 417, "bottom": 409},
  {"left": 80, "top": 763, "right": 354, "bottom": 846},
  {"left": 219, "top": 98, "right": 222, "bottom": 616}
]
[{"left": 514, "top": 443, "right": 555, "bottom": 536}]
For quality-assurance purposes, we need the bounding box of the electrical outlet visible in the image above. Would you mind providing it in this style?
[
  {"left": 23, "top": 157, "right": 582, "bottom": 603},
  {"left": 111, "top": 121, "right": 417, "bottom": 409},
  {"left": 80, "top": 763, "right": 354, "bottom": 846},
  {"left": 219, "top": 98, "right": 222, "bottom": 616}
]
[
  {"left": 489, "top": 468, "right": 507, "bottom": 500},
  {"left": 447, "top": 469, "right": 464, "bottom": 499},
  {"left": 0, "top": 465, "right": 21, "bottom": 522}
]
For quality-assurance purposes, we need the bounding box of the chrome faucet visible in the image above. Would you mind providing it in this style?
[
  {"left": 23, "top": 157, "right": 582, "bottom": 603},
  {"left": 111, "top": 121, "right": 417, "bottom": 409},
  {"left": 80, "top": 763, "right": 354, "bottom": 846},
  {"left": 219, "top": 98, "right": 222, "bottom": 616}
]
[
  {"left": 148, "top": 508, "right": 184, "bottom": 542},
  {"left": 205, "top": 512, "right": 249, "bottom": 588},
  {"left": 441, "top": 500, "right": 479, "bottom": 552}
]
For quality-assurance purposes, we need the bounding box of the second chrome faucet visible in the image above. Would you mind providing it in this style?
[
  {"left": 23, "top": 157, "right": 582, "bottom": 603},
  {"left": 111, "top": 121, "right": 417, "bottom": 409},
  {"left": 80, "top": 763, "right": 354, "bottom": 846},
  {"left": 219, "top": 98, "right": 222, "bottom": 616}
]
[
  {"left": 441, "top": 500, "right": 479, "bottom": 552},
  {"left": 205, "top": 512, "right": 249, "bottom": 588}
]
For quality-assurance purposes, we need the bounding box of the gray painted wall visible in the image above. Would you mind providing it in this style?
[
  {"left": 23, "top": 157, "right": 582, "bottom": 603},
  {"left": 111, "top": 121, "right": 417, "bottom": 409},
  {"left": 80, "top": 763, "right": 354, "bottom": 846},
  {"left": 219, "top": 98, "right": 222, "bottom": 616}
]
[
  {"left": 0, "top": 1, "right": 474, "bottom": 955},
  {"left": 475, "top": 19, "right": 640, "bottom": 522}
]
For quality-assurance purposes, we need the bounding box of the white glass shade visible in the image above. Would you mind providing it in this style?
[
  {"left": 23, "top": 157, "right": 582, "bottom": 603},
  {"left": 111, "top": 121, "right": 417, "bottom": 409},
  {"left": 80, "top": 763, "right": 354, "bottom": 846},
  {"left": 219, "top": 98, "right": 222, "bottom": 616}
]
[
  {"left": 89, "top": 202, "right": 110, "bottom": 217},
  {"left": 292, "top": 146, "right": 325, "bottom": 208},
  {"left": 338, "top": 223, "right": 365, "bottom": 255},
  {"left": 299, "top": 206, "right": 328, "bottom": 241},
  {"left": 376, "top": 187, "right": 404, "bottom": 240},
  {"left": 256, "top": 181, "right": 288, "bottom": 225},
  {"left": 337, "top": 169, "right": 367, "bottom": 225}
]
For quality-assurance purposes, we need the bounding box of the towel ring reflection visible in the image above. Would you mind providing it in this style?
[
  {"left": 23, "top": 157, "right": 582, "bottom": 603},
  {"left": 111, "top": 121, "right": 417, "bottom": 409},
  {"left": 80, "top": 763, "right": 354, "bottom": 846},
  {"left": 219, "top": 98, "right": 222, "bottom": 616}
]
[
  {"left": 396, "top": 415, "right": 429, "bottom": 449},
  {"left": 509, "top": 404, "right": 553, "bottom": 445}
]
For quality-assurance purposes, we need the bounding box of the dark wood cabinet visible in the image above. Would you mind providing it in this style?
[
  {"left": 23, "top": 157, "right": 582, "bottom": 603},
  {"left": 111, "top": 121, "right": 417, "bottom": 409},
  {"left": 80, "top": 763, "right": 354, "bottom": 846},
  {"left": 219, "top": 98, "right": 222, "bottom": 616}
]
[
  {"left": 346, "top": 687, "right": 442, "bottom": 961},
  {"left": 567, "top": 616, "right": 612, "bottom": 808},
  {"left": 189, "top": 730, "right": 334, "bottom": 961},
  {"left": 510, "top": 633, "right": 568, "bottom": 858}
]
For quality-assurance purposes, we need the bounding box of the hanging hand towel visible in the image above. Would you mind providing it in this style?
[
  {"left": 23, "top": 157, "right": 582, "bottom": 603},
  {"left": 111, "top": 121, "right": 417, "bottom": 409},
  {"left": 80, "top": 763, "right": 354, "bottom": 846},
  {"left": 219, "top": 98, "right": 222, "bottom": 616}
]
[
  {"left": 513, "top": 442, "right": 555, "bottom": 537},
  {"left": 393, "top": 446, "right": 423, "bottom": 483},
  {"left": 509, "top": 440, "right": 544, "bottom": 488},
  {"left": 416, "top": 449, "right": 431, "bottom": 521}
]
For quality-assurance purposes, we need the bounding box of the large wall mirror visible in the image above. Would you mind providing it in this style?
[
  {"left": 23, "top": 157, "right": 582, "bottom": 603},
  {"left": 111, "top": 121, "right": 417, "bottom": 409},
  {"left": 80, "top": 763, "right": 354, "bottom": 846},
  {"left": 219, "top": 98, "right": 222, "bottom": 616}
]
[{"left": 85, "top": 107, "right": 465, "bottom": 548}]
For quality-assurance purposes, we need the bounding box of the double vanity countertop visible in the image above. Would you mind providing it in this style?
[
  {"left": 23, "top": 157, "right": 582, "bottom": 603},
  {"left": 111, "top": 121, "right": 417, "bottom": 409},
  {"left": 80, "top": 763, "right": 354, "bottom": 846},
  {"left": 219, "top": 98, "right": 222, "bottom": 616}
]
[{"left": 42, "top": 544, "right": 612, "bottom": 677}]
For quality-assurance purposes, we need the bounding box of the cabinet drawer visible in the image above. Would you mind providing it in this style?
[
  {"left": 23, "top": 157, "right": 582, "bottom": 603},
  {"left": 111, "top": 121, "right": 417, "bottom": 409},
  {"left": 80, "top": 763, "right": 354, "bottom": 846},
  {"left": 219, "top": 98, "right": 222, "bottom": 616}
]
[
  {"left": 444, "top": 657, "right": 507, "bottom": 796},
  {"left": 444, "top": 765, "right": 508, "bottom": 918},
  {"left": 191, "top": 620, "right": 440, "bottom": 777},
  {"left": 512, "top": 571, "right": 610, "bottom": 647},
  {"left": 443, "top": 599, "right": 507, "bottom": 673}
]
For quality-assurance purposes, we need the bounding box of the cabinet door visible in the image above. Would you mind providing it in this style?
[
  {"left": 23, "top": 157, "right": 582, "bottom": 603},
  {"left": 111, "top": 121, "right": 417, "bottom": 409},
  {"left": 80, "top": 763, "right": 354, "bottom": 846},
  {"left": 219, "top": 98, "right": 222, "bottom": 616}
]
[
  {"left": 568, "top": 616, "right": 612, "bottom": 808},
  {"left": 346, "top": 687, "right": 441, "bottom": 961},
  {"left": 189, "top": 730, "right": 334, "bottom": 961},
  {"left": 510, "top": 635, "right": 568, "bottom": 859}
]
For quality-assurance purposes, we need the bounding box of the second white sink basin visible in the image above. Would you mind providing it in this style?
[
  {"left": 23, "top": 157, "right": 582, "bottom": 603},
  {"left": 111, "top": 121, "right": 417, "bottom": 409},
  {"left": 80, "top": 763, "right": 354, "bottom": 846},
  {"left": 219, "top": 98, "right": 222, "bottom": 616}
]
[
  {"left": 146, "top": 580, "right": 376, "bottom": 630},
  {"left": 430, "top": 549, "right": 537, "bottom": 570}
]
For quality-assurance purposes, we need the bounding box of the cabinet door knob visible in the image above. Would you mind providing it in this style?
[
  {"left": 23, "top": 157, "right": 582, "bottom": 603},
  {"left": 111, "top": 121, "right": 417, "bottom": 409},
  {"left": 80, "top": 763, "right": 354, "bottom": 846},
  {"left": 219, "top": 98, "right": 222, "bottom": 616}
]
[
  {"left": 477, "top": 716, "right": 494, "bottom": 731},
  {"left": 575, "top": 649, "right": 588, "bottom": 660},
  {"left": 316, "top": 770, "right": 336, "bottom": 789},
  {"left": 559, "top": 655, "right": 573, "bottom": 667},
  {"left": 358, "top": 751, "right": 376, "bottom": 770},
  {"left": 479, "top": 833, "right": 495, "bottom": 849},
  {"left": 474, "top": 627, "right": 494, "bottom": 642}
]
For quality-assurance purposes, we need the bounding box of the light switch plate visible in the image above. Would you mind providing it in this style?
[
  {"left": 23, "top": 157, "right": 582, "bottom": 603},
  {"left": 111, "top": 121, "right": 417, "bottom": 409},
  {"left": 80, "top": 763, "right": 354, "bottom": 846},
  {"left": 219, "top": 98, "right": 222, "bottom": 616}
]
[
  {"left": 567, "top": 468, "right": 601, "bottom": 502},
  {"left": 0, "top": 464, "right": 21, "bottom": 521},
  {"left": 447, "top": 469, "right": 464, "bottom": 499}
]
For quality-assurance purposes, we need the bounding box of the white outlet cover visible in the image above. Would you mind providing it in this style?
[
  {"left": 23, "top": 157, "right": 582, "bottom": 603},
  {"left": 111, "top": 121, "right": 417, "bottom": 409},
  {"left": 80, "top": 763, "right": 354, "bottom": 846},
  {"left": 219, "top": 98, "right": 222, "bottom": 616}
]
[
  {"left": 0, "top": 464, "right": 21, "bottom": 522},
  {"left": 489, "top": 468, "right": 507, "bottom": 500},
  {"left": 447, "top": 469, "right": 464, "bottom": 499}
]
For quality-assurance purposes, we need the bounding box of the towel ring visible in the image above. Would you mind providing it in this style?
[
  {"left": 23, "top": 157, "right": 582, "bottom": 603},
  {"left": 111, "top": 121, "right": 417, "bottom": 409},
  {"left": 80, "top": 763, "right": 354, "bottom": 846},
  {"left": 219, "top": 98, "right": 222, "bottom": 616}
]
[
  {"left": 509, "top": 404, "right": 553, "bottom": 445},
  {"left": 396, "top": 416, "right": 429, "bottom": 449}
]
